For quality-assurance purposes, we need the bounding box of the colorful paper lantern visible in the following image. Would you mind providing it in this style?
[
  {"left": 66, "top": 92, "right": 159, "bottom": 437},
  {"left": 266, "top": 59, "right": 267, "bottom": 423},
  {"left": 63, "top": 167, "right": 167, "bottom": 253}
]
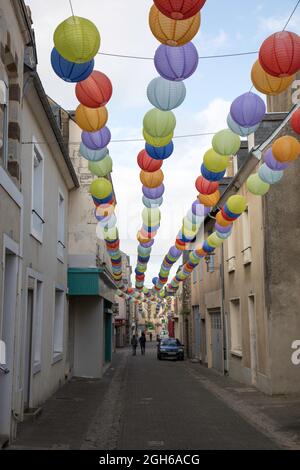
[
  {"left": 203, "top": 149, "right": 229, "bottom": 173},
  {"left": 246, "top": 174, "right": 270, "bottom": 196},
  {"left": 258, "top": 164, "right": 284, "bottom": 185},
  {"left": 96, "top": 203, "right": 115, "bottom": 219},
  {"left": 137, "top": 150, "right": 163, "bottom": 172},
  {"left": 51, "top": 48, "right": 94, "bottom": 82},
  {"left": 88, "top": 155, "right": 113, "bottom": 177},
  {"left": 259, "top": 31, "right": 300, "bottom": 78},
  {"left": 226, "top": 195, "right": 247, "bottom": 215},
  {"left": 54, "top": 16, "right": 100, "bottom": 63},
  {"left": 201, "top": 164, "right": 226, "bottom": 182},
  {"left": 143, "top": 108, "right": 176, "bottom": 139},
  {"left": 216, "top": 211, "right": 233, "bottom": 227},
  {"left": 142, "top": 184, "right": 165, "bottom": 199},
  {"left": 75, "top": 71, "right": 112, "bottom": 108},
  {"left": 142, "top": 208, "right": 161, "bottom": 226},
  {"left": 145, "top": 141, "right": 174, "bottom": 160},
  {"left": 90, "top": 177, "right": 112, "bottom": 200},
  {"left": 75, "top": 104, "right": 108, "bottom": 132},
  {"left": 207, "top": 233, "right": 224, "bottom": 248},
  {"left": 215, "top": 222, "right": 232, "bottom": 234},
  {"left": 212, "top": 129, "right": 241, "bottom": 156},
  {"left": 195, "top": 176, "right": 218, "bottom": 195},
  {"left": 198, "top": 190, "right": 220, "bottom": 207},
  {"left": 227, "top": 113, "right": 260, "bottom": 137},
  {"left": 143, "top": 129, "right": 173, "bottom": 147},
  {"left": 272, "top": 136, "right": 300, "bottom": 162},
  {"left": 79, "top": 143, "right": 108, "bottom": 162},
  {"left": 192, "top": 199, "right": 210, "bottom": 217},
  {"left": 291, "top": 109, "right": 300, "bottom": 135},
  {"left": 99, "top": 213, "right": 117, "bottom": 229},
  {"left": 251, "top": 60, "right": 295, "bottom": 96},
  {"left": 154, "top": 43, "right": 199, "bottom": 81},
  {"left": 147, "top": 77, "right": 186, "bottom": 112},
  {"left": 149, "top": 5, "right": 200, "bottom": 47},
  {"left": 230, "top": 92, "right": 266, "bottom": 127},
  {"left": 82, "top": 127, "right": 111, "bottom": 150},
  {"left": 216, "top": 229, "right": 232, "bottom": 240},
  {"left": 263, "top": 148, "right": 289, "bottom": 171},
  {"left": 140, "top": 169, "right": 164, "bottom": 188},
  {"left": 154, "top": 0, "right": 206, "bottom": 20},
  {"left": 202, "top": 241, "right": 215, "bottom": 253},
  {"left": 142, "top": 196, "right": 163, "bottom": 208}
]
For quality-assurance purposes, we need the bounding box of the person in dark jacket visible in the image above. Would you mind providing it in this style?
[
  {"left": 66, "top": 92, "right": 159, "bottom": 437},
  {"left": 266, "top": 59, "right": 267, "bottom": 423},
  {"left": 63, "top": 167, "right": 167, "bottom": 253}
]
[
  {"left": 139, "top": 332, "right": 146, "bottom": 355},
  {"left": 131, "top": 335, "right": 138, "bottom": 356}
]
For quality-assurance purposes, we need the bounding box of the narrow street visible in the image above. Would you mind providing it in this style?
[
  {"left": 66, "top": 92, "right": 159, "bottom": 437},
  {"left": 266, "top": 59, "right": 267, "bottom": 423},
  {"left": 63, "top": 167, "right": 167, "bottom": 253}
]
[{"left": 11, "top": 345, "right": 300, "bottom": 451}]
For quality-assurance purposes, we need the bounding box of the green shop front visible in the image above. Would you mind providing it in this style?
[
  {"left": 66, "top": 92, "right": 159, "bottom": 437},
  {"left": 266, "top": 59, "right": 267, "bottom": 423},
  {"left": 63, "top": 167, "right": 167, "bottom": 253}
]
[{"left": 67, "top": 267, "right": 116, "bottom": 378}]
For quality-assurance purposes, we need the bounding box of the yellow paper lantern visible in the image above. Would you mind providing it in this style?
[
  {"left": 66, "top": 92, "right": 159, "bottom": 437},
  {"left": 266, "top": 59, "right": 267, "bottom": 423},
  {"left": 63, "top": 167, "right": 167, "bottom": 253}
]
[
  {"left": 76, "top": 104, "right": 108, "bottom": 132},
  {"left": 149, "top": 5, "right": 201, "bottom": 47},
  {"left": 207, "top": 232, "right": 224, "bottom": 248},
  {"left": 89, "top": 177, "right": 112, "bottom": 199},
  {"left": 140, "top": 169, "right": 164, "bottom": 188},
  {"left": 198, "top": 190, "right": 220, "bottom": 207},
  {"left": 272, "top": 136, "right": 300, "bottom": 162},
  {"left": 143, "top": 129, "right": 173, "bottom": 147},
  {"left": 226, "top": 195, "right": 247, "bottom": 214},
  {"left": 203, "top": 149, "right": 230, "bottom": 173},
  {"left": 251, "top": 60, "right": 295, "bottom": 96},
  {"left": 54, "top": 16, "right": 100, "bottom": 63}
]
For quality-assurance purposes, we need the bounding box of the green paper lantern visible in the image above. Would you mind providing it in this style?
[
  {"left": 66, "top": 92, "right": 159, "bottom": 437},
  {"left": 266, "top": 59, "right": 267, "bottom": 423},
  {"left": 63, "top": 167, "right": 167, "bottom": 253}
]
[
  {"left": 103, "top": 226, "right": 119, "bottom": 241},
  {"left": 203, "top": 149, "right": 230, "bottom": 173},
  {"left": 247, "top": 173, "right": 270, "bottom": 196},
  {"left": 226, "top": 195, "right": 247, "bottom": 214},
  {"left": 142, "top": 208, "right": 161, "bottom": 227},
  {"left": 143, "top": 108, "right": 176, "bottom": 138},
  {"left": 143, "top": 129, "right": 173, "bottom": 147},
  {"left": 54, "top": 16, "right": 101, "bottom": 64},
  {"left": 90, "top": 177, "right": 112, "bottom": 199},
  {"left": 88, "top": 155, "right": 113, "bottom": 177},
  {"left": 212, "top": 129, "right": 241, "bottom": 156}
]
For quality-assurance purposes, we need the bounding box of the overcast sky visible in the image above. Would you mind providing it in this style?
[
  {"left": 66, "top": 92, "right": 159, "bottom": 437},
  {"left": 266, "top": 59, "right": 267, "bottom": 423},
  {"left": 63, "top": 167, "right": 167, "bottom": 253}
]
[{"left": 26, "top": 0, "right": 300, "bottom": 286}]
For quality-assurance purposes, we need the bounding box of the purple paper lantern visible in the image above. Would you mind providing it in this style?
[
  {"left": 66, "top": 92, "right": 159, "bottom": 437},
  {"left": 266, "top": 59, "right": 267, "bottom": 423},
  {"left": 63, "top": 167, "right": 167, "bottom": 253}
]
[
  {"left": 154, "top": 42, "right": 199, "bottom": 82},
  {"left": 82, "top": 127, "right": 111, "bottom": 150},
  {"left": 230, "top": 92, "right": 266, "bottom": 127},
  {"left": 215, "top": 222, "right": 232, "bottom": 234},
  {"left": 169, "top": 246, "right": 182, "bottom": 259},
  {"left": 142, "top": 184, "right": 165, "bottom": 199},
  {"left": 192, "top": 199, "right": 211, "bottom": 217},
  {"left": 264, "top": 148, "right": 289, "bottom": 171},
  {"left": 140, "top": 240, "right": 155, "bottom": 248}
]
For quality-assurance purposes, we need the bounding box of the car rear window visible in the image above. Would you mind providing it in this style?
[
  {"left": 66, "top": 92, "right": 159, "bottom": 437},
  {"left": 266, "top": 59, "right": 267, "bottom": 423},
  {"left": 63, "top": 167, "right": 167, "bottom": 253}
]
[{"left": 161, "top": 339, "right": 177, "bottom": 346}]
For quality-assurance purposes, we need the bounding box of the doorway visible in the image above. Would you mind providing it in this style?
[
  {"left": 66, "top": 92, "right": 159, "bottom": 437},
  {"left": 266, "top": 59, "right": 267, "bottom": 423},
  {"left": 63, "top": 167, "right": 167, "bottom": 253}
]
[
  {"left": 248, "top": 296, "right": 258, "bottom": 385},
  {"left": 23, "top": 288, "right": 34, "bottom": 410},
  {"left": 193, "top": 306, "right": 201, "bottom": 360},
  {"left": 210, "top": 309, "right": 223, "bottom": 373},
  {"left": 0, "top": 247, "right": 18, "bottom": 442}
]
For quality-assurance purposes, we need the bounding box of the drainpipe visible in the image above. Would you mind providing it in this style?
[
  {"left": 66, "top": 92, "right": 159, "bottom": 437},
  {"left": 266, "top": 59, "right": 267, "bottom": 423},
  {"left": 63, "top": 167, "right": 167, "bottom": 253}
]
[{"left": 220, "top": 244, "right": 228, "bottom": 375}]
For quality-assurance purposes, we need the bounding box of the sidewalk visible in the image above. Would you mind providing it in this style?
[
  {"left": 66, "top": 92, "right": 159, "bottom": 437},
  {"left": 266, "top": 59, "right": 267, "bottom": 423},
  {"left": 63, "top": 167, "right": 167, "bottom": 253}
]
[{"left": 187, "top": 361, "right": 300, "bottom": 450}]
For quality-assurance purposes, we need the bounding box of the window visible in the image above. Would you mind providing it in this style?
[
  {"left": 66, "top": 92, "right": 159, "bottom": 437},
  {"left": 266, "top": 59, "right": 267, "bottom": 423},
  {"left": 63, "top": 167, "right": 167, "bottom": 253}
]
[
  {"left": 31, "top": 146, "right": 44, "bottom": 241},
  {"left": 229, "top": 299, "right": 242, "bottom": 356},
  {"left": 227, "top": 228, "right": 236, "bottom": 272},
  {"left": 32, "top": 280, "right": 43, "bottom": 374},
  {"left": 192, "top": 266, "right": 198, "bottom": 283},
  {"left": 0, "top": 80, "right": 8, "bottom": 168},
  {"left": 208, "top": 254, "right": 215, "bottom": 273},
  {"left": 53, "top": 288, "right": 65, "bottom": 361},
  {"left": 57, "top": 192, "right": 65, "bottom": 261},
  {"left": 241, "top": 208, "right": 252, "bottom": 265}
]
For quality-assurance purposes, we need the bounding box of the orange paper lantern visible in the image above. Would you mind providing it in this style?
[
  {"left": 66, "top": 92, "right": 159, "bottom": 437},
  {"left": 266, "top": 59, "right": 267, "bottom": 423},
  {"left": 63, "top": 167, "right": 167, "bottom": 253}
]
[
  {"left": 216, "top": 211, "right": 233, "bottom": 227},
  {"left": 272, "top": 136, "right": 300, "bottom": 163},
  {"left": 149, "top": 5, "right": 200, "bottom": 47},
  {"left": 75, "top": 104, "right": 108, "bottom": 132},
  {"left": 198, "top": 190, "right": 220, "bottom": 207},
  {"left": 140, "top": 169, "right": 164, "bottom": 188},
  {"left": 251, "top": 60, "right": 294, "bottom": 96}
]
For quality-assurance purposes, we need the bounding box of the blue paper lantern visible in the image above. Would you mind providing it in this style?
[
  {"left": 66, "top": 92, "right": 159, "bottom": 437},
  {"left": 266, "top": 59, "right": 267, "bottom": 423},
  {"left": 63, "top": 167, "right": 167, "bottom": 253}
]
[
  {"left": 51, "top": 48, "right": 94, "bottom": 83},
  {"left": 79, "top": 143, "right": 109, "bottom": 162},
  {"left": 143, "top": 196, "right": 163, "bottom": 208},
  {"left": 201, "top": 164, "right": 226, "bottom": 182},
  {"left": 258, "top": 163, "right": 284, "bottom": 185},
  {"left": 216, "top": 230, "right": 232, "bottom": 240},
  {"left": 147, "top": 77, "right": 186, "bottom": 111},
  {"left": 202, "top": 241, "right": 215, "bottom": 253},
  {"left": 146, "top": 141, "right": 174, "bottom": 160}
]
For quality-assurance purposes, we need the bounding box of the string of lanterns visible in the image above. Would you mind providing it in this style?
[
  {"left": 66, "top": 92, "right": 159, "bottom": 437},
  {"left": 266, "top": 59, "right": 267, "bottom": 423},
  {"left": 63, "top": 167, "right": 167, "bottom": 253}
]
[
  {"left": 154, "top": 27, "right": 300, "bottom": 293},
  {"left": 135, "top": 0, "right": 207, "bottom": 292},
  {"left": 51, "top": 13, "right": 124, "bottom": 289}
]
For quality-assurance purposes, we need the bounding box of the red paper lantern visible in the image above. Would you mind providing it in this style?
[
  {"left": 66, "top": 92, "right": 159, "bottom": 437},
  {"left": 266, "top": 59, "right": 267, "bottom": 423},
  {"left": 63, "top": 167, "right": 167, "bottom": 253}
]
[
  {"left": 291, "top": 108, "right": 300, "bottom": 135},
  {"left": 137, "top": 150, "right": 163, "bottom": 172},
  {"left": 259, "top": 31, "right": 300, "bottom": 78},
  {"left": 154, "top": 0, "right": 206, "bottom": 20},
  {"left": 195, "top": 176, "right": 219, "bottom": 195},
  {"left": 75, "top": 71, "right": 113, "bottom": 108}
]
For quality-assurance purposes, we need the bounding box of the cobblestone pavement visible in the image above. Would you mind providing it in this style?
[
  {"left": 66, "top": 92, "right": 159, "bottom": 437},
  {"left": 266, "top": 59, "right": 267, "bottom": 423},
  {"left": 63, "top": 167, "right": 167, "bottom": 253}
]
[{"left": 10, "top": 345, "right": 300, "bottom": 450}]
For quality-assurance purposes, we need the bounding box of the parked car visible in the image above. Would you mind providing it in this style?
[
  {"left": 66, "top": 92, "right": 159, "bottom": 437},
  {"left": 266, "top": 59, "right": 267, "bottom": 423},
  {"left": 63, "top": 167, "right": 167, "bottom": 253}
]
[{"left": 157, "top": 338, "right": 184, "bottom": 361}]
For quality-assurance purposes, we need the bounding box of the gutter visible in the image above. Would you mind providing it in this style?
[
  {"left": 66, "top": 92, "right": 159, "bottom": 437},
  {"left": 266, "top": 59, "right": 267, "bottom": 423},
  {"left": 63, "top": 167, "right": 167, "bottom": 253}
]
[{"left": 31, "top": 72, "right": 80, "bottom": 188}]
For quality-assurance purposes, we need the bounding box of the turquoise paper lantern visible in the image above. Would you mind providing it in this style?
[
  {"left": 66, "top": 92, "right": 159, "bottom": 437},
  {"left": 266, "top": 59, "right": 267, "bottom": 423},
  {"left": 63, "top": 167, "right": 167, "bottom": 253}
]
[
  {"left": 147, "top": 77, "right": 186, "bottom": 111},
  {"left": 258, "top": 163, "right": 284, "bottom": 184},
  {"left": 79, "top": 143, "right": 109, "bottom": 162}
]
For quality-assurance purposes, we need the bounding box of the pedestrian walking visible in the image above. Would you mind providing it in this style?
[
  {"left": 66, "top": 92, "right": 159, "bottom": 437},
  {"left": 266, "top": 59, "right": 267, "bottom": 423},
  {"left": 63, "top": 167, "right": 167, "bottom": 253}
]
[
  {"left": 139, "top": 332, "right": 146, "bottom": 355},
  {"left": 131, "top": 335, "right": 138, "bottom": 356}
]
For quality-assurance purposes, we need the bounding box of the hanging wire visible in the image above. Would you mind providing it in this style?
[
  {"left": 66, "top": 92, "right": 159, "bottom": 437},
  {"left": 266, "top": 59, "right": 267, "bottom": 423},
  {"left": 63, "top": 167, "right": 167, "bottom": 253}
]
[
  {"left": 97, "top": 50, "right": 259, "bottom": 61},
  {"left": 68, "top": 0, "right": 75, "bottom": 17},
  {"left": 282, "top": 0, "right": 300, "bottom": 30}
]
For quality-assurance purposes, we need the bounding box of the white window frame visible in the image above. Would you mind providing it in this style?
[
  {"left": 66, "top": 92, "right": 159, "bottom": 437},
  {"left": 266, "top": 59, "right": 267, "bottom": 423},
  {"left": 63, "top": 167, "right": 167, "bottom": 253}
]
[
  {"left": 31, "top": 142, "right": 45, "bottom": 243},
  {"left": 52, "top": 285, "right": 65, "bottom": 364},
  {"left": 0, "top": 79, "right": 9, "bottom": 169},
  {"left": 26, "top": 269, "right": 44, "bottom": 375},
  {"left": 57, "top": 189, "right": 66, "bottom": 263},
  {"left": 241, "top": 208, "right": 252, "bottom": 265},
  {"left": 229, "top": 298, "right": 242, "bottom": 357},
  {"left": 227, "top": 228, "right": 236, "bottom": 273}
]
